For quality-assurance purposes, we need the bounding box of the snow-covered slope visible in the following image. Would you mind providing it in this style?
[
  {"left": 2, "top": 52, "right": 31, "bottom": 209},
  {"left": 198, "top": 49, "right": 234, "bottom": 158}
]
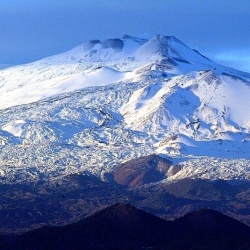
[{"left": 1, "top": 34, "right": 250, "bottom": 184}]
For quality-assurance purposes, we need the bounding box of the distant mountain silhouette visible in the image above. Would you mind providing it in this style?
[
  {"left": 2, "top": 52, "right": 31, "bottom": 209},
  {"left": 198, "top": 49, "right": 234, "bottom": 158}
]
[
  {"left": 173, "top": 208, "right": 250, "bottom": 249},
  {"left": 1, "top": 203, "right": 250, "bottom": 250}
]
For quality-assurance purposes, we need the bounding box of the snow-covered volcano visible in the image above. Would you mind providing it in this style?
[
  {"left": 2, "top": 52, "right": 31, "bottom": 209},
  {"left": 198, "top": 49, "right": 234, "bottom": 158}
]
[{"left": 1, "top": 34, "right": 250, "bottom": 184}]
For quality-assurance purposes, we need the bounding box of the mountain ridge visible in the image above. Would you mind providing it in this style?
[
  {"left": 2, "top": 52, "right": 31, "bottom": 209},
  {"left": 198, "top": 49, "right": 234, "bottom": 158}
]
[
  {"left": 1, "top": 203, "right": 250, "bottom": 250},
  {"left": 42, "top": 34, "right": 212, "bottom": 64},
  {"left": 0, "top": 34, "right": 250, "bottom": 184}
]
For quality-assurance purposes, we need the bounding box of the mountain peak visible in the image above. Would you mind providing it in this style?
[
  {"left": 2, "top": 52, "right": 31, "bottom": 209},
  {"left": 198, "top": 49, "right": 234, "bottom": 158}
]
[
  {"left": 44, "top": 34, "right": 212, "bottom": 65},
  {"left": 1, "top": 32, "right": 250, "bottom": 188},
  {"left": 122, "top": 34, "right": 148, "bottom": 44},
  {"left": 134, "top": 34, "right": 211, "bottom": 64},
  {"left": 87, "top": 203, "right": 160, "bottom": 222},
  {"left": 154, "top": 34, "right": 179, "bottom": 42},
  {"left": 2, "top": 205, "right": 250, "bottom": 249}
]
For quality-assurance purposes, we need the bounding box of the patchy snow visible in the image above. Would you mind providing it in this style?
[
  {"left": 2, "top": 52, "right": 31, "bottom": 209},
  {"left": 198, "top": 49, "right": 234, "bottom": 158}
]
[
  {"left": 0, "top": 34, "right": 250, "bottom": 184},
  {"left": 2, "top": 120, "right": 26, "bottom": 137}
]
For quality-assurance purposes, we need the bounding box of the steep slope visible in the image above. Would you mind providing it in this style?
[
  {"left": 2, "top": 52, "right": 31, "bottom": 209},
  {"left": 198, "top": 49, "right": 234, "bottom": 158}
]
[
  {"left": 121, "top": 70, "right": 250, "bottom": 159},
  {"left": 0, "top": 34, "right": 250, "bottom": 185},
  {"left": 0, "top": 34, "right": 231, "bottom": 110}
]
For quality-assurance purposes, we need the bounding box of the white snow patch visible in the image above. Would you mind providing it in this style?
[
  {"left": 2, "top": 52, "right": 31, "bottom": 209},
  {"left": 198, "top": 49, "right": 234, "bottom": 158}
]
[{"left": 2, "top": 120, "right": 26, "bottom": 137}]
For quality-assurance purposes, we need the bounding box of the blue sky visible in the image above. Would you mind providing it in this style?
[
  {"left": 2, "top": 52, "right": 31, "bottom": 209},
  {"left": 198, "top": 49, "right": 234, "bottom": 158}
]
[{"left": 1, "top": 0, "right": 250, "bottom": 72}]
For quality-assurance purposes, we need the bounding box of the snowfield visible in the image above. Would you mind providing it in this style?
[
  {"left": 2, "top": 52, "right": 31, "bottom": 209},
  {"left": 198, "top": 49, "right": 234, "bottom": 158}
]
[{"left": 1, "top": 34, "right": 250, "bottom": 184}]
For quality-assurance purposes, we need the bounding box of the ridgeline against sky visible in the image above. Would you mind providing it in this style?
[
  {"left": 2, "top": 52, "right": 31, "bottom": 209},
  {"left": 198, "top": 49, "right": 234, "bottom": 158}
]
[{"left": 0, "top": 0, "right": 250, "bottom": 72}]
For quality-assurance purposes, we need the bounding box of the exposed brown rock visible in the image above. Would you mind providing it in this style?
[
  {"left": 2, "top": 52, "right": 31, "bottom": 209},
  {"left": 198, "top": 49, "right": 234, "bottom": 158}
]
[{"left": 113, "top": 154, "right": 172, "bottom": 187}]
